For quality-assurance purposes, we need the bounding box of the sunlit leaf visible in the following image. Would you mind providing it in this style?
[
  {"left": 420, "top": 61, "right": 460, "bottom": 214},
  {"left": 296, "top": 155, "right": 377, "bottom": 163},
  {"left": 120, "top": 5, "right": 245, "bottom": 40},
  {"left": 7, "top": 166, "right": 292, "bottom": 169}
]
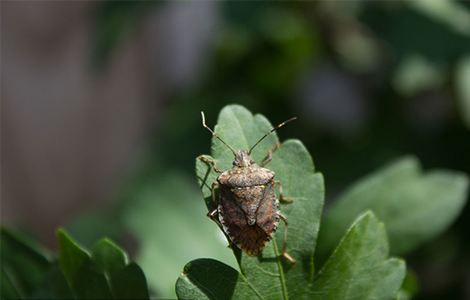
[
  {"left": 318, "top": 156, "right": 469, "bottom": 257},
  {"left": 311, "top": 212, "right": 405, "bottom": 300}
]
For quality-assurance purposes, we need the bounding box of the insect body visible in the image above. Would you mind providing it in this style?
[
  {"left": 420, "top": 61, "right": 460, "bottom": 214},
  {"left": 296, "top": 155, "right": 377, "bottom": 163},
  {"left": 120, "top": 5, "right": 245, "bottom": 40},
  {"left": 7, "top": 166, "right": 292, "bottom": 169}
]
[{"left": 200, "top": 112, "right": 296, "bottom": 263}]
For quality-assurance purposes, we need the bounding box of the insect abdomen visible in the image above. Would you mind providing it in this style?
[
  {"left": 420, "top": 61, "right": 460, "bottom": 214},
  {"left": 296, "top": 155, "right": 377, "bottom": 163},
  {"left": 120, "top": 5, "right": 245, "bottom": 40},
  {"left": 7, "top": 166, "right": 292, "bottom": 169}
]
[{"left": 218, "top": 181, "right": 279, "bottom": 255}]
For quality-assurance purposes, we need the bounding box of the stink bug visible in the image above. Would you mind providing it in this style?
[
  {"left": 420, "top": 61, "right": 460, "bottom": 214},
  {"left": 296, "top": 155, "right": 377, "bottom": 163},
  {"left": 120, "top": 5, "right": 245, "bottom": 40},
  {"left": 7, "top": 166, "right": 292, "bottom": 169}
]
[{"left": 199, "top": 111, "right": 296, "bottom": 263}]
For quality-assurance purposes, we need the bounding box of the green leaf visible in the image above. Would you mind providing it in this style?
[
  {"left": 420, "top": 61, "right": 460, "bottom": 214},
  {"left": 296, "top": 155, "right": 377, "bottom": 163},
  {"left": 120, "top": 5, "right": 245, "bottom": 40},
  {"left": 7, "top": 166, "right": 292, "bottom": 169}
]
[
  {"left": 318, "top": 156, "right": 469, "bottom": 256},
  {"left": 57, "top": 228, "right": 91, "bottom": 289},
  {"left": 264, "top": 140, "right": 324, "bottom": 296},
  {"left": 74, "top": 260, "right": 113, "bottom": 299},
  {"left": 187, "top": 104, "right": 325, "bottom": 299},
  {"left": 176, "top": 258, "right": 258, "bottom": 300},
  {"left": 310, "top": 211, "right": 405, "bottom": 300},
  {"left": 58, "top": 229, "right": 150, "bottom": 299},
  {"left": 91, "top": 238, "right": 128, "bottom": 274},
  {"left": 91, "top": 239, "right": 149, "bottom": 299},
  {"left": 110, "top": 263, "right": 150, "bottom": 300},
  {"left": 1, "top": 227, "right": 148, "bottom": 299},
  {"left": 0, "top": 227, "right": 51, "bottom": 297},
  {"left": 1, "top": 267, "right": 21, "bottom": 299},
  {"left": 57, "top": 228, "right": 112, "bottom": 299},
  {"left": 32, "top": 263, "right": 74, "bottom": 299}
]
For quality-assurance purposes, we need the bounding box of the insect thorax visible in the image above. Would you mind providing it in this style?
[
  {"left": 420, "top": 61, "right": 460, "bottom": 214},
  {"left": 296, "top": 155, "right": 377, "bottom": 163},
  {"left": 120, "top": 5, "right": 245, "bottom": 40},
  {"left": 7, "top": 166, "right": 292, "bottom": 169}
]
[{"left": 217, "top": 151, "right": 275, "bottom": 188}]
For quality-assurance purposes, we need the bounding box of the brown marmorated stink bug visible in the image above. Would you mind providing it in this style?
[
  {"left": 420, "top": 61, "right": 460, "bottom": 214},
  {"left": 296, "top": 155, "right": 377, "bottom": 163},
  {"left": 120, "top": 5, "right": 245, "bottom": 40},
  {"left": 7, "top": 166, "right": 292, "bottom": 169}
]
[{"left": 199, "top": 111, "right": 297, "bottom": 263}]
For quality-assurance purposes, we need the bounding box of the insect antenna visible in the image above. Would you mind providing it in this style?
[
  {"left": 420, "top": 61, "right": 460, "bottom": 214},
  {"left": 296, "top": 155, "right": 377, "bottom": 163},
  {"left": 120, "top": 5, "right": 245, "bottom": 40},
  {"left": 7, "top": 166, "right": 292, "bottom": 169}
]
[
  {"left": 201, "top": 111, "right": 237, "bottom": 155},
  {"left": 248, "top": 117, "right": 297, "bottom": 154}
]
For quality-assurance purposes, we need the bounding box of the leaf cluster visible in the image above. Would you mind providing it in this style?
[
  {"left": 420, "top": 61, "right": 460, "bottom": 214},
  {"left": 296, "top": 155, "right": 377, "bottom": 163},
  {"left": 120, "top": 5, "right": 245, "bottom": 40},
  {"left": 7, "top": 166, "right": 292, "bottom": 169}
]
[{"left": 0, "top": 228, "right": 149, "bottom": 299}]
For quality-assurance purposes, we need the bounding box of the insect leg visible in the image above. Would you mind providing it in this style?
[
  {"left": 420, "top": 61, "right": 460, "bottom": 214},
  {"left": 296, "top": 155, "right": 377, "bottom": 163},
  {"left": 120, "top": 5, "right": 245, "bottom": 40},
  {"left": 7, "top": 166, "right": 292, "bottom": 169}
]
[
  {"left": 206, "top": 183, "right": 234, "bottom": 249},
  {"left": 207, "top": 208, "right": 218, "bottom": 219},
  {"left": 207, "top": 182, "right": 219, "bottom": 219},
  {"left": 275, "top": 180, "right": 294, "bottom": 203},
  {"left": 206, "top": 182, "right": 224, "bottom": 228},
  {"left": 198, "top": 155, "right": 223, "bottom": 173},
  {"left": 260, "top": 143, "right": 281, "bottom": 167},
  {"left": 278, "top": 213, "right": 296, "bottom": 264}
]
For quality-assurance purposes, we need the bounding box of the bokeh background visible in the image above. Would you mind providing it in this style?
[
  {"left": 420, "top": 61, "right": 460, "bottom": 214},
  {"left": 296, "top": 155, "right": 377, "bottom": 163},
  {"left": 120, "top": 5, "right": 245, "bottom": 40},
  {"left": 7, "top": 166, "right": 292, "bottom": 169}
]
[{"left": 2, "top": 1, "right": 470, "bottom": 299}]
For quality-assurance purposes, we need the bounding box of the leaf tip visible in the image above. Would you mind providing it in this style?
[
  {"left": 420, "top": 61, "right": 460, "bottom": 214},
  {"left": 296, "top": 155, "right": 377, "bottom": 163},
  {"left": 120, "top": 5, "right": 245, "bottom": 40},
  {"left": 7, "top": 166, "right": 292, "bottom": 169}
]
[
  {"left": 56, "top": 227, "right": 67, "bottom": 238},
  {"left": 357, "top": 210, "right": 376, "bottom": 222},
  {"left": 94, "top": 237, "right": 117, "bottom": 247},
  {"left": 224, "top": 103, "right": 250, "bottom": 113},
  {"left": 388, "top": 257, "right": 407, "bottom": 283},
  {"left": 56, "top": 228, "right": 74, "bottom": 249}
]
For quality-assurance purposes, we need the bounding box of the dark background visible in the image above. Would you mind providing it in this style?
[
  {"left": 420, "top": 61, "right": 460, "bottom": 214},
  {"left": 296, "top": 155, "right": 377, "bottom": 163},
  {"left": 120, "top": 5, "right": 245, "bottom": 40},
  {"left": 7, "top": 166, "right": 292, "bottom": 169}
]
[{"left": 2, "top": 1, "right": 470, "bottom": 299}]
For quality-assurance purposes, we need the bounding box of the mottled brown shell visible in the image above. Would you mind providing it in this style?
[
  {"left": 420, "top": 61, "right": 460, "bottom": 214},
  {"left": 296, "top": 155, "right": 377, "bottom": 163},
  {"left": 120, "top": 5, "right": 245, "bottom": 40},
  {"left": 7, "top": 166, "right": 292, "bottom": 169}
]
[
  {"left": 217, "top": 166, "right": 280, "bottom": 256},
  {"left": 218, "top": 166, "right": 274, "bottom": 187}
]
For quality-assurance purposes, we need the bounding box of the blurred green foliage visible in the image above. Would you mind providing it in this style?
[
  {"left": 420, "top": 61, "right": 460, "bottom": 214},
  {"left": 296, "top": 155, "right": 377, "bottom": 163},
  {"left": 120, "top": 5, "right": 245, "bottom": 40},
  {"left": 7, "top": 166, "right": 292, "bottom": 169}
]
[
  {"left": 318, "top": 156, "right": 469, "bottom": 257},
  {"left": 3, "top": 1, "right": 470, "bottom": 299},
  {"left": 1, "top": 228, "right": 53, "bottom": 298},
  {"left": 0, "top": 228, "right": 149, "bottom": 299}
]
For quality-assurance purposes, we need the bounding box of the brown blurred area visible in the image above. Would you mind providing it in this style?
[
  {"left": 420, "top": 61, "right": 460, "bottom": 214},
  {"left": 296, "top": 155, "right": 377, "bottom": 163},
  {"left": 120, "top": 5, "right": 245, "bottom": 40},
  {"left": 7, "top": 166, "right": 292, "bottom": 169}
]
[{"left": 0, "top": 1, "right": 216, "bottom": 245}]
